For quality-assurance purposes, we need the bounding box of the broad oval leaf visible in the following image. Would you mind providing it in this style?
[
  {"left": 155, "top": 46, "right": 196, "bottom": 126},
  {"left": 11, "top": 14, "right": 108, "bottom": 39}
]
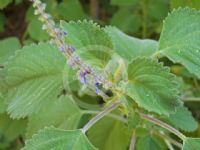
[
  {"left": 4, "top": 43, "right": 66, "bottom": 118},
  {"left": 164, "top": 106, "right": 198, "bottom": 132},
  {"left": 158, "top": 8, "right": 200, "bottom": 79},
  {"left": 26, "top": 95, "right": 82, "bottom": 138},
  {"left": 123, "top": 57, "right": 182, "bottom": 115},
  {"left": 60, "top": 20, "right": 113, "bottom": 69},
  {"left": 23, "top": 127, "right": 97, "bottom": 150},
  {"left": 104, "top": 27, "right": 157, "bottom": 62},
  {"left": 182, "top": 138, "right": 200, "bottom": 150}
]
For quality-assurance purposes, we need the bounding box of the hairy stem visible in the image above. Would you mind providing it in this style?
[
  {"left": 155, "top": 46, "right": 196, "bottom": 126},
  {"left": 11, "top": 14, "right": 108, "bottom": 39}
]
[
  {"left": 82, "top": 100, "right": 122, "bottom": 133},
  {"left": 139, "top": 112, "right": 186, "bottom": 140},
  {"left": 81, "top": 110, "right": 127, "bottom": 123},
  {"left": 153, "top": 131, "right": 182, "bottom": 148},
  {"left": 129, "top": 131, "right": 136, "bottom": 150}
]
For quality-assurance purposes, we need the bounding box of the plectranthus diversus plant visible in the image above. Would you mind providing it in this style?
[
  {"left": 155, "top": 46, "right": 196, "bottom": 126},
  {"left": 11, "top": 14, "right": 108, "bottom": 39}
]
[{"left": 0, "top": 0, "right": 200, "bottom": 149}]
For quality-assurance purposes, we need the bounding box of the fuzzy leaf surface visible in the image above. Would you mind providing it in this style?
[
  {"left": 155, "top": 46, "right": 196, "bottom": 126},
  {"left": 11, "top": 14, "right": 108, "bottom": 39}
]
[
  {"left": 182, "top": 138, "right": 200, "bottom": 150},
  {"left": 123, "top": 57, "right": 181, "bottom": 115},
  {"left": 164, "top": 106, "right": 198, "bottom": 132},
  {"left": 60, "top": 20, "right": 113, "bottom": 69},
  {"left": 26, "top": 95, "right": 82, "bottom": 138},
  {"left": 4, "top": 43, "right": 65, "bottom": 118},
  {"left": 158, "top": 8, "right": 200, "bottom": 78},
  {"left": 23, "top": 127, "right": 97, "bottom": 150}
]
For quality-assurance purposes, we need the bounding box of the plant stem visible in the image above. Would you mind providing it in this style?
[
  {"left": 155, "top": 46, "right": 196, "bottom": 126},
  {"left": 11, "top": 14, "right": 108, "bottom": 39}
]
[
  {"left": 138, "top": 112, "right": 186, "bottom": 140},
  {"left": 82, "top": 100, "right": 122, "bottom": 133},
  {"left": 129, "top": 131, "right": 136, "bottom": 150},
  {"left": 81, "top": 110, "right": 127, "bottom": 123},
  {"left": 183, "top": 97, "right": 200, "bottom": 102},
  {"left": 165, "top": 139, "right": 175, "bottom": 150},
  {"left": 153, "top": 131, "right": 182, "bottom": 148}
]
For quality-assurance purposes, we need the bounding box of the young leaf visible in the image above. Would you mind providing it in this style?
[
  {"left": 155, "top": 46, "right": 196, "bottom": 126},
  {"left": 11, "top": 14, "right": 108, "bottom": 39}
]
[
  {"left": 123, "top": 57, "right": 181, "bottom": 115},
  {"left": 182, "top": 138, "right": 200, "bottom": 150},
  {"left": 60, "top": 20, "right": 113, "bottom": 69},
  {"left": 164, "top": 106, "right": 198, "bottom": 132},
  {"left": 88, "top": 117, "right": 130, "bottom": 150},
  {"left": 104, "top": 27, "right": 157, "bottom": 61},
  {"left": 0, "top": 37, "right": 21, "bottom": 64},
  {"left": 26, "top": 95, "right": 82, "bottom": 138},
  {"left": 158, "top": 8, "right": 200, "bottom": 79},
  {"left": 4, "top": 43, "right": 66, "bottom": 118},
  {"left": 23, "top": 127, "right": 97, "bottom": 150},
  {"left": 136, "top": 135, "right": 165, "bottom": 150}
]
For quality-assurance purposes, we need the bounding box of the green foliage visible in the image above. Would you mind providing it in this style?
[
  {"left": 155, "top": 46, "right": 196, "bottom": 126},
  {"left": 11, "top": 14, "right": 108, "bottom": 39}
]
[
  {"left": 136, "top": 135, "right": 164, "bottom": 150},
  {"left": 171, "top": 0, "right": 200, "bottom": 10},
  {"left": 1, "top": 1, "right": 200, "bottom": 150},
  {"left": 26, "top": 95, "right": 82, "bottom": 138},
  {"left": 57, "top": 0, "right": 86, "bottom": 20},
  {"left": 110, "top": 7, "right": 141, "bottom": 33},
  {"left": 0, "top": 0, "right": 12, "bottom": 9},
  {"left": 164, "top": 106, "right": 198, "bottom": 132},
  {"left": 22, "top": 127, "right": 97, "bottom": 150},
  {"left": 123, "top": 57, "right": 181, "bottom": 115},
  {"left": 0, "top": 37, "right": 20, "bottom": 64},
  {"left": 27, "top": 18, "right": 49, "bottom": 41},
  {"left": 0, "top": 113, "right": 27, "bottom": 142},
  {"left": 60, "top": 20, "right": 113, "bottom": 69},
  {"left": 88, "top": 117, "right": 131, "bottom": 150},
  {"left": 182, "top": 138, "right": 200, "bottom": 150},
  {"left": 105, "top": 27, "right": 157, "bottom": 61},
  {"left": 4, "top": 43, "right": 65, "bottom": 118},
  {"left": 158, "top": 8, "right": 200, "bottom": 79}
]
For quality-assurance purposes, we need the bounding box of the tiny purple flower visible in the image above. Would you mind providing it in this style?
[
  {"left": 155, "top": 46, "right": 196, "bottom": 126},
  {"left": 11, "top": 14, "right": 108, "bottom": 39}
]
[
  {"left": 59, "top": 45, "right": 65, "bottom": 52},
  {"left": 80, "top": 71, "right": 87, "bottom": 84}
]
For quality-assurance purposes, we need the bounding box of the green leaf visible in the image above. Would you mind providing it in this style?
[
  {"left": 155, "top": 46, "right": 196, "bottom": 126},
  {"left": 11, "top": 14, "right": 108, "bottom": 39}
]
[
  {"left": 105, "top": 27, "right": 157, "bottom": 61},
  {"left": 88, "top": 117, "right": 130, "bottom": 150},
  {"left": 27, "top": 18, "right": 49, "bottom": 41},
  {"left": 60, "top": 20, "right": 113, "bottom": 69},
  {"left": 158, "top": 8, "right": 200, "bottom": 79},
  {"left": 110, "top": 7, "right": 141, "bottom": 33},
  {"left": 0, "top": 0, "right": 12, "bottom": 9},
  {"left": 164, "top": 106, "right": 198, "bottom": 132},
  {"left": 0, "top": 113, "right": 27, "bottom": 141},
  {"left": 136, "top": 135, "right": 164, "bottom": 150},
  {"left": 4, "top": 43, "right": 66, "bottom": 118},
  {"left": 23, "top": 127, "right": 97, "bottom": 150},
  {"left": 57, "top": 0, "right": 86, "bottom": 20},
  {"left": 123, "top": 57, "right": 181, "bottom": 115},
  {"left": 26, "top": 95, "right": 82, "bottom": 138},
  {"left": 182, "top": 138, "right": 200, "bottom": 150},
  {"left": 171, "top": 0, "right": 200, "bottom": 10},
  {"left": 0, "top": 37, "right": 21, "bottom": 65}
]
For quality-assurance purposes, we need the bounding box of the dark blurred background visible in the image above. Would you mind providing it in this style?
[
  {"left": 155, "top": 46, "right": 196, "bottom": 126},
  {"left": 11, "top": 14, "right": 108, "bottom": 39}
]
[{"left": 0, "top": 0, "right": 199, "bottom": 44}]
